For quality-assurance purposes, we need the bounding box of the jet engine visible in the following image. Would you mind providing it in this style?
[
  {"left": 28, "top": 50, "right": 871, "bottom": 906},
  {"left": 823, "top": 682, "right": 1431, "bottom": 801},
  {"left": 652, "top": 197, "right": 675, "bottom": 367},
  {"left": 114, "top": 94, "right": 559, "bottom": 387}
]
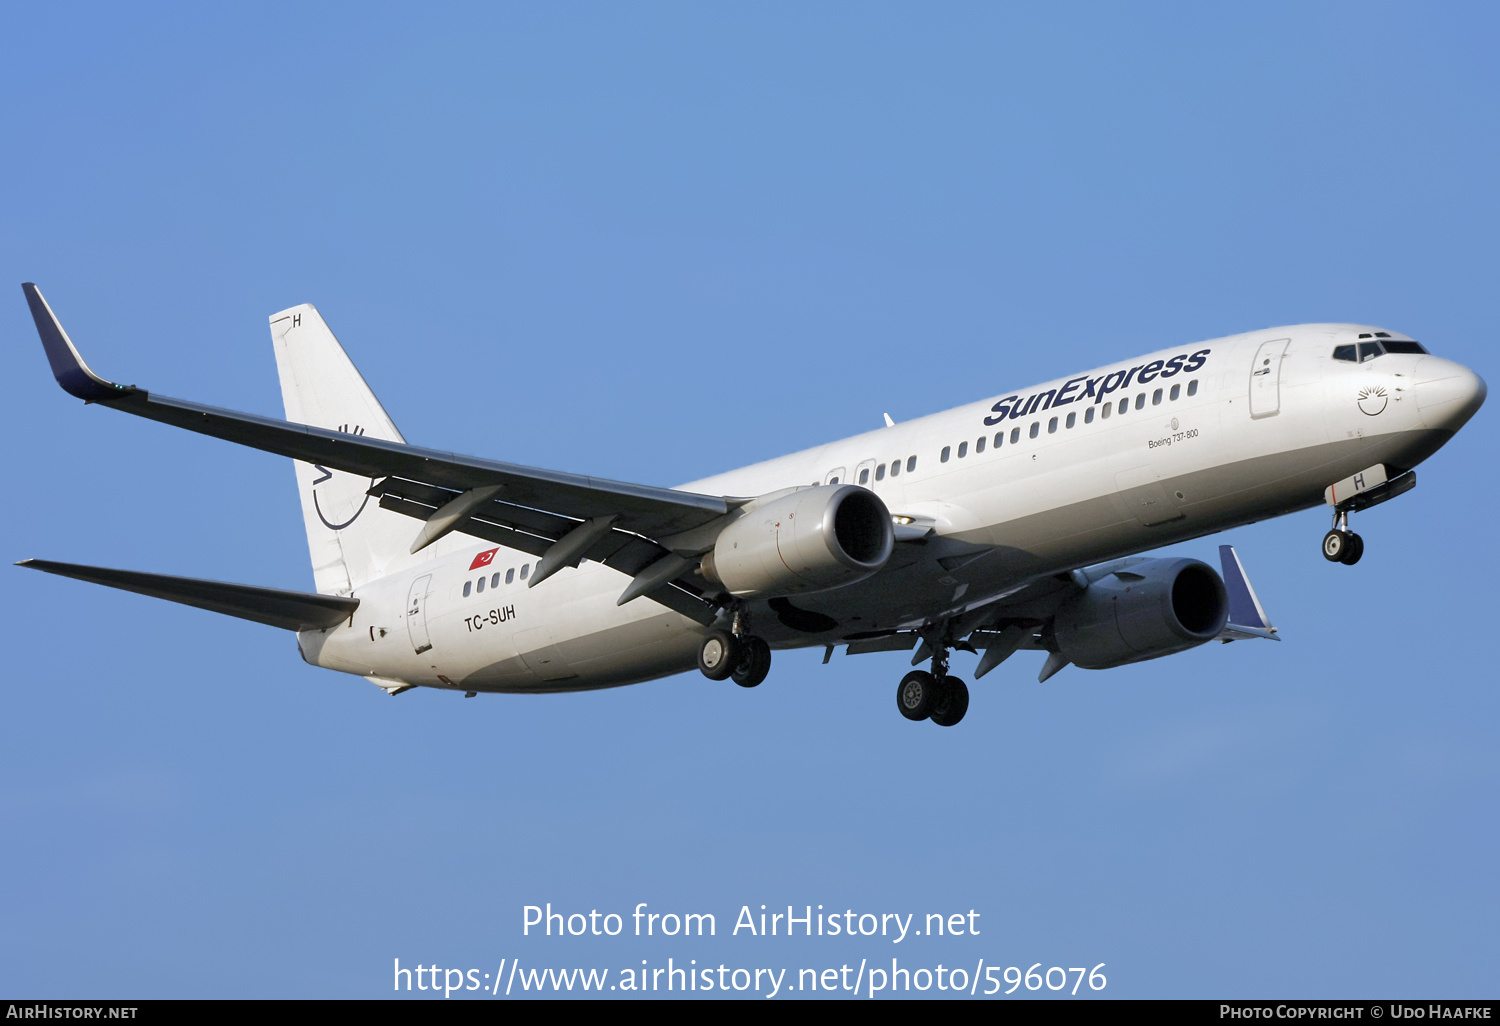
[
  {"left": 1052, "top": 557, "right": 1227, "bottom": 669},
  {"left": 700, "top": 484, "right": 894, "bottom": 598}
]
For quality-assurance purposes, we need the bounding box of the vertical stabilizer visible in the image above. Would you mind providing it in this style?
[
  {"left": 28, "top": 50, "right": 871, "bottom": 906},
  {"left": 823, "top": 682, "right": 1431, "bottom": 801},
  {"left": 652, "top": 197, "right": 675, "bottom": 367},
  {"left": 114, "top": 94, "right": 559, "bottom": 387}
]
[{"left": 270, "top": 305, "right": 411, "bottom": 594}]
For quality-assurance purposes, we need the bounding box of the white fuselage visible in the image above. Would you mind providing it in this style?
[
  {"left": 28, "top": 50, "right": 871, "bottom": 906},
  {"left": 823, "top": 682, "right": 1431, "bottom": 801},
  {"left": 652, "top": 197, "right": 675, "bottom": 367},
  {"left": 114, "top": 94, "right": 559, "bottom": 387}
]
[{"left": 298, "top": 323, "right": 1481, "bottom": 693}]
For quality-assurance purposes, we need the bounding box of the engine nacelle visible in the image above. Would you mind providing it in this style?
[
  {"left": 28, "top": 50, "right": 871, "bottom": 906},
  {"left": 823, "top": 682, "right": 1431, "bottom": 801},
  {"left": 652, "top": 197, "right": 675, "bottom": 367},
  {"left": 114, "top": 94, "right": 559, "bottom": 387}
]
[
  {"left": 700, "top": 485, "right": 894, "bottom": 598},
  {"left": 1052, "top": 557, "right": 1227, "bottom": 669}
]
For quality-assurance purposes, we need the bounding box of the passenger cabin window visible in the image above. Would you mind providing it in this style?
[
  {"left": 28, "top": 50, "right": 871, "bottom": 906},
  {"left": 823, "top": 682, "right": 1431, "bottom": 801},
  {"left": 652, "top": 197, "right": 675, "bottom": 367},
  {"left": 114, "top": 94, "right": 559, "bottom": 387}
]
[
  {"left": 1085, "top": 407, "right": 1095, "bottom": 423},
  {"left": 941, "top": 446, "right": 951, "bottom": 463},
  {"left": 1029, "top": 422, "right": 1040, "bottom": 439},
  {"left": 1102, "top": 403, "right": 1111, "bottom": 420},
  {"left": 1187, "top": 379, "right": 1199, "bottom": 396},
  {"left": 463, "top": 581, "right": 472, "bottom": 597},
  {"left": 492, "top": 573, "right": 501, "bottom": 589},
  {"left": 1135, "top": 393, "right": 1146, "bottom": 410},
  {"left": 1153, "top": 388, "right": 1163, "bottom": 405},
  {"left": 520, "top": 563, "right": 530, "bottom": 580},
  {"left": 1333, "top": 345, "right": 1357, "bottom": 362},
  {"left": 859, "top": 468, "right": 870, "bottom": 484},
  {"left": 975, "top": 436, "right": 985, "bottom": 453},
  {"left": 957, "top": 441, "right": 967, "bottom": 458},
  {"left": 1170, "top": 384, "right": 1180, "bottom": 401},
  {"left": 1118, "top": 398, "right": 1129, "bottom": 415},
  {"left": 476, "top": 576, "right": 485, "bottom": 593},
  {"left": 506, "top": 568, "right": 515, "bottom": 584},
  {"left": 1048, "top": 416, "right": 1058, "bottom": 434},
  {"left": 875, "top": 464, "right": 886, "bottom": 481},
  {"left": 907, "top": 456, "right": 917, "bottom": 472},
  {"left": 1066, "top": 412, "right": 1076, "bottom": 428},
  {"left": 1010, "top": 427, "right": 1020, "bottom": 444},
  {"left": 890, "top": 460, "right": 900, "bottom": 477},
  {"left": 994, "top": 431, "right": 1004, "bottom": 448}
]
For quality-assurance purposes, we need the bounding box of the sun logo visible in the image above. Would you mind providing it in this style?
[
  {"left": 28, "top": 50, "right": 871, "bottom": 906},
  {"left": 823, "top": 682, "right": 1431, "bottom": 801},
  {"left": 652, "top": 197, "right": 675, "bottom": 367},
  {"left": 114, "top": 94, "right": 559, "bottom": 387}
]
[
  {"left": 311, "top": 423, "right": 376, "bottom": 529},
  {"left": 1357, "top": 385, "right": 1389, "bottom": 417}
]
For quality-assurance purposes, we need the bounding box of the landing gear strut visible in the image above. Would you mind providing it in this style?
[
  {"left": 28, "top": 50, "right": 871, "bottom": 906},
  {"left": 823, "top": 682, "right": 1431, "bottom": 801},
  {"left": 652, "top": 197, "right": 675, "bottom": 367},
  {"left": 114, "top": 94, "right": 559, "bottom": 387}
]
[
  {"left": 894, "top": 644, "right": 969, "bottom": 726},
  {"left": 1322, "top": 509, "right": 1364, "bottom": 565}
]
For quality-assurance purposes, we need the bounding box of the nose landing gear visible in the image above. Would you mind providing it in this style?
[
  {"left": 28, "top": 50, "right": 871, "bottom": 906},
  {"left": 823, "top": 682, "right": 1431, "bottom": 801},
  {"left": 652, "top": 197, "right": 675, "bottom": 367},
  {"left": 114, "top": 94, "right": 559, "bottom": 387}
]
[{"left": 1322, "top": 510, "right": 1364, "bottom": 565}]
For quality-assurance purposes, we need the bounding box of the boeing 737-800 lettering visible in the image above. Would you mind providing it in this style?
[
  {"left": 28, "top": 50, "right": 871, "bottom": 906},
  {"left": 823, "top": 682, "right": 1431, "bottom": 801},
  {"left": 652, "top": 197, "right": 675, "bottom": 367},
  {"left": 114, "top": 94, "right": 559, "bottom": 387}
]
[{"left": 18, "top": 284, "right": 1486, "bottom": 726}]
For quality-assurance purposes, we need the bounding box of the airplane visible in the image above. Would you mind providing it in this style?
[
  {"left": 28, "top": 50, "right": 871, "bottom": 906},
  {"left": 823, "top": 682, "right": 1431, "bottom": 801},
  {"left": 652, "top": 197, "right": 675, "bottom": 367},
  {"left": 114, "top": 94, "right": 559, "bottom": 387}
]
[{"left": 17, "top": 283, "right": 1486, "bottom": 726}]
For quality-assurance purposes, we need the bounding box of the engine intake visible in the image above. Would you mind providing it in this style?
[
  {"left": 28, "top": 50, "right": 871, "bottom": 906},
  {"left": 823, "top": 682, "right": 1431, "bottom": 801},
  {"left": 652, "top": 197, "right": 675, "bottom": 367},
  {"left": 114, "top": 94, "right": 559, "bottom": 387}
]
[
  {"left": 701, "top": 485, "right": 894, "bottom": 598},
  {"left": 1052, "top": 557, "right": 1228, "bottom": 669}
]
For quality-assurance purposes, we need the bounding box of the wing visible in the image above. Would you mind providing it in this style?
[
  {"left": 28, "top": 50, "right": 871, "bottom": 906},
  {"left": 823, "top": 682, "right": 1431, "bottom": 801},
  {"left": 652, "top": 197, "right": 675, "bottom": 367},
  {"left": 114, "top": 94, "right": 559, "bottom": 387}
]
[
  {"left": 837, "top": 547, "right": 1280, "bottom": 678},
  {"left": 23, "top": 283, "right": 733, "bottom": 623}
]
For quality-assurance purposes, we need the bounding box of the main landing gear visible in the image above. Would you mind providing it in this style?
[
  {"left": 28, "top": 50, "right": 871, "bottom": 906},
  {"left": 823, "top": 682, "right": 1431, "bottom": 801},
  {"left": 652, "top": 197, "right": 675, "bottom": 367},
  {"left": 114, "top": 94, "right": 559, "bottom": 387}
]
[
  {"left": 697, "top": 611, "right": 772, "bottom": 688},
  {"left": 1322, "top": 509, "right": 1364, "bottom": 566},
  {"left": 896, "top": 649, "right": 970, "bottom": 727}
]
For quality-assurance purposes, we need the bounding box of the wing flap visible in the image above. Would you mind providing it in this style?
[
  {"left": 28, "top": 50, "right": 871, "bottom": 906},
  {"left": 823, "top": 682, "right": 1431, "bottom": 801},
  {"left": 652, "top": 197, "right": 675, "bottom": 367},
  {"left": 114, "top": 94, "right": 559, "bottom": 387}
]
[{"left": 16, "top": 559, "right": 359, "bottom": 631}]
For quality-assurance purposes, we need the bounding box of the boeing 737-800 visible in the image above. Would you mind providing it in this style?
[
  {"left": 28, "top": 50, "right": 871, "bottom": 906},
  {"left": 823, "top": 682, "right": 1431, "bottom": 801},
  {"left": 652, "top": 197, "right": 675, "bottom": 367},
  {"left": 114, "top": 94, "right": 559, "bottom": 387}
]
[{"left": 18, "top": 284, "right": 1486, "bottom": 726}]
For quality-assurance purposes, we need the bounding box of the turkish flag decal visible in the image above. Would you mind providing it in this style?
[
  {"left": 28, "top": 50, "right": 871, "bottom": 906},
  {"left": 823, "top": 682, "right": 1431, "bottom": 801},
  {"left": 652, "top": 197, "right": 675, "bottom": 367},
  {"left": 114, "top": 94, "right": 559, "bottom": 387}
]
[{"left": 469, "top": 548, "right": 499, "bottom": 570}]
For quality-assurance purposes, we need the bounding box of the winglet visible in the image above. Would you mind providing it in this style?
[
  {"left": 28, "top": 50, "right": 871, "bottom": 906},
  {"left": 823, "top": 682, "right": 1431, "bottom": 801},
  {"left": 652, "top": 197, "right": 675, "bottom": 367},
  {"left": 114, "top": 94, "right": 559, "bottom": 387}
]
[
  {"left": 1218, "top": 544, "right": 1279, "bottom": 641},
  {"left": 21, "top": 283, "right": 140, "bottom": 402}
]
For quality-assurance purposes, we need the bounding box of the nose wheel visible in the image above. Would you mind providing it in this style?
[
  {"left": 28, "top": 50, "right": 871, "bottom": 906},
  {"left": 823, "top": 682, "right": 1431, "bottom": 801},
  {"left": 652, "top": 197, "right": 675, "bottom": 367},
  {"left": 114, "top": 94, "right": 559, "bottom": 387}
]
[
  {"left": 1322, "top": 529, "right": 1364, "bottom": 564},
  {"left": 1322, "top": 510, "right": 1364, "bottom": 565}
]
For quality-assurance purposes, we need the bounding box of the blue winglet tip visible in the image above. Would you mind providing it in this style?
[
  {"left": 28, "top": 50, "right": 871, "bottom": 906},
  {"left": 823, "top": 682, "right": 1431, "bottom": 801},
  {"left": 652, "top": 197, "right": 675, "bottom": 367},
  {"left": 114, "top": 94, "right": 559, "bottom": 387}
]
[
  {"left": 1218, "top": 544, "right": 1270, "bottom": 630},
  {"left": 21, "top": 283, "right": 137, "bottom": 402}
]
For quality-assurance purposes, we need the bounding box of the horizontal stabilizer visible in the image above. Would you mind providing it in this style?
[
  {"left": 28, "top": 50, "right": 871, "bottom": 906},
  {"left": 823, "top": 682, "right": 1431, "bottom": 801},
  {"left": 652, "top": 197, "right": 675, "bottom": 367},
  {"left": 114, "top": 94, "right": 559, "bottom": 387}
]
[{"left": 16, "top": 559, "right": 358, "bottom": 631}]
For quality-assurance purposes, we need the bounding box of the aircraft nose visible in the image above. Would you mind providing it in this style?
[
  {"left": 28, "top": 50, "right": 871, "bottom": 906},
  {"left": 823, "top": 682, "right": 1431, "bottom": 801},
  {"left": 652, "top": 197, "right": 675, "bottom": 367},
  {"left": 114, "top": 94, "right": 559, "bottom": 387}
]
[{"left": 1413, "top": 357, "right": 1487, "bottom": 432}]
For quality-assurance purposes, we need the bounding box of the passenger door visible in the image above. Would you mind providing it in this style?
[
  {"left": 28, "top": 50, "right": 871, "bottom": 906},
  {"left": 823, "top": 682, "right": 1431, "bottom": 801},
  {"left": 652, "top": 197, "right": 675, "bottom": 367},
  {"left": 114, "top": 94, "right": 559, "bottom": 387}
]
[
  {"left": 1249, "top": 338, "right": 1291, "bottom": 419},
  {"left": 406, "top": 574, "right": 433, "bottom": 655}
]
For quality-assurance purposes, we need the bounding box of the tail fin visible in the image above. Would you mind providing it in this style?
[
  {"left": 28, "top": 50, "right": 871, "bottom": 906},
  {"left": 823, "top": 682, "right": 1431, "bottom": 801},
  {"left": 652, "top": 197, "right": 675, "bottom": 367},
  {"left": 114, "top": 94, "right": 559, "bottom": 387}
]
[{"left": 270, "top": 305, "right": 413, "bottom": 594}]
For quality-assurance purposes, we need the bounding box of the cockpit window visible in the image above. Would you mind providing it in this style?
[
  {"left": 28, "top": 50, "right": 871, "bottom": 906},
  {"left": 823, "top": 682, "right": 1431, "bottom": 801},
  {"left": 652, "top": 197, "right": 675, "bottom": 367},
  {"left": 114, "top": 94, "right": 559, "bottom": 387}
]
[
  {"left": 1358, "top": 342, "right": 1384, "bottom": 362},
  {"left": 1381, "top": 340, "right": 1428, "bottom": 355},
  {"left": 1333, "top": 345, "right": 1357, "bottom": 362}
]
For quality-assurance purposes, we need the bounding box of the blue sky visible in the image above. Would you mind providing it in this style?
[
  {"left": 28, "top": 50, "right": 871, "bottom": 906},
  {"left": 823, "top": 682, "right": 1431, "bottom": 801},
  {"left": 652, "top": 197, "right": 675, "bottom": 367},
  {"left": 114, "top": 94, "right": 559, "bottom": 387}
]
[{"left": 2, "top": 2, "right": 1496, "bottom": 998}]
